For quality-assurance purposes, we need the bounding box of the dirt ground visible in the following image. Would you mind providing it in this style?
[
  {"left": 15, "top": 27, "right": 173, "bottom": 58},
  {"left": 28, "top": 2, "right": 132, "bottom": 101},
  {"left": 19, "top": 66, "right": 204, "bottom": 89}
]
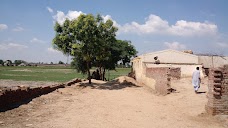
[
  {"left": 0, "top": 76, "right": 227, "bottom": 128},
  {"left": 0, "top": 80, "right": 59, "bottom": 89}
]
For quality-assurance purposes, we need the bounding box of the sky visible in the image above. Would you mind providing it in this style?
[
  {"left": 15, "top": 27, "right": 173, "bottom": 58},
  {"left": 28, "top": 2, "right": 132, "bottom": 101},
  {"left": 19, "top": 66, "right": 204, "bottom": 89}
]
[{"left": 0, "top": 0, "right": 228, "bottom": 63}]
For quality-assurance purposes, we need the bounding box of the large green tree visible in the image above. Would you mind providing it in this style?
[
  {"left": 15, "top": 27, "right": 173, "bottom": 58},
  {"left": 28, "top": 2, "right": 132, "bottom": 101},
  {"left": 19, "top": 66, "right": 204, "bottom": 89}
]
[
  {"left": 53, "top": 13, "right": 137, "bottom": 83},
  {"left": 53, "top": 14, "right": 108, "bottom": 83},
  {"left": 94, "top": 39, "right": 137, "bottom": 80},
  {"left": 118, "top": 40, "right": 137, "bottom": 66},
  {"left": 92, "top": 15, "right": 119, "bottom": 80}
]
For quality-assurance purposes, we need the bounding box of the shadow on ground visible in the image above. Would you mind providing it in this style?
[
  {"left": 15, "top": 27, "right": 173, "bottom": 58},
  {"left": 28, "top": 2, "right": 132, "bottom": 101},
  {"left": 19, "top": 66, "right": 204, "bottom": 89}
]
[
  {"left": 196, "top": 91, "right": 207, "bottom": 94},
  {"left": 77, "top": 79, "right": 141, "bottom": 90}
]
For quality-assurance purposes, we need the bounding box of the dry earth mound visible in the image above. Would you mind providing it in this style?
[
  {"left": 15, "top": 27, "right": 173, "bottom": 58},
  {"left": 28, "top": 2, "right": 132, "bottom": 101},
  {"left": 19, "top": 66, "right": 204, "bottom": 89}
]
[{"left": 75, "top": 76, "right": 141, "bottom": 90}]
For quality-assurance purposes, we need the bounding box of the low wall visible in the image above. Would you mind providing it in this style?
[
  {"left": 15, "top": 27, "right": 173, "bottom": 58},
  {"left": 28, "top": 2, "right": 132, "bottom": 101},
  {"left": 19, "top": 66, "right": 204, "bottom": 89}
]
[
  {"left": 140, "top": 74, "right": 156, "bottom": 90},
  {"left": 206, "top": 65, "right": 228, "bottom": 115},
  {"left": 144, "top": 63, "right": 202, "bottom": 77},
  {"left": 146, "top": 67, "right": 174, "bottom": 95},
  {"left": 0, "top": 78, "right": 82, "bottom": 111}
]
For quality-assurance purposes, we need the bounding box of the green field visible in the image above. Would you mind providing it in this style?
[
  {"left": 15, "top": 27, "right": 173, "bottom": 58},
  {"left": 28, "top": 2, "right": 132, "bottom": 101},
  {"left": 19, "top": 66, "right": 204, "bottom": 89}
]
[{"left": 0, "top": 66, "right": 131, "bottom": 82}]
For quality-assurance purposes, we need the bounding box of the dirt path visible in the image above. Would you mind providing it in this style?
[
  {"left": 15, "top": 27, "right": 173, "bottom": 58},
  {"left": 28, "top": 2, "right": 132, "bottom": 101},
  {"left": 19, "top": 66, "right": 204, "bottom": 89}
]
[{"left": 0, "top": 77, "right": 227, "bottom": 128}]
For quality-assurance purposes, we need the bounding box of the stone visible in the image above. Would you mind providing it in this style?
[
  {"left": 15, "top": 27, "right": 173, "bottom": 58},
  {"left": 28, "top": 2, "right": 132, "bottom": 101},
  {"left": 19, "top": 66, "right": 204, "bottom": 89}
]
[{"left": 25, "top": 124, "right": 33, "bottom": 127}]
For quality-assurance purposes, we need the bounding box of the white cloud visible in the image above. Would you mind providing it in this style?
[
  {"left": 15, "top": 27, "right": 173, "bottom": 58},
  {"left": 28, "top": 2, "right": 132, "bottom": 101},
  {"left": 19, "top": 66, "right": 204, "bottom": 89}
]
[
  {"left": 119, "top": 14, "right": 218, "bottom": 37},
  {"left": 52, "top": 11, "right": 217, "bottom": 37},
  {"left": 120, "top": 15, "right": 169, "bottom": 34},
  {"left": 164, "top": 42, "right": 186, "bottom": 50},
  {"left": 53, "top": 11, "right": 65, "bottom": 25},
  {"left": 53, "top": 10, "right": 84, "bottom": 25},
  {"left": 47, "top": 47, "right": 61, "bottom": 53},
  {"left": 30, "top": 38, "right": 45, "bottom": 44},
  {"left": 52, "top": 10, "right": 121, "bottom": 28},
  {"left": 0, "top": 24, "right": 8, "bottom": 30},
  {"left": 46, "top": 6, "right": 53, "bottom": 13},
  {"left": 102, "top": 15, "right": 120, "bottom": 28},
  {"left": 12, "top": 26, "right": 24, "bottom": 32},
  {"left": 67, "top": 11, "right": 84, "bottom": 21},
  {"left": 0, "top": 43, "right": 28, "bottom": 50},
  {"left": 169, "top": 20, "right": 217, "bottom": 36}
]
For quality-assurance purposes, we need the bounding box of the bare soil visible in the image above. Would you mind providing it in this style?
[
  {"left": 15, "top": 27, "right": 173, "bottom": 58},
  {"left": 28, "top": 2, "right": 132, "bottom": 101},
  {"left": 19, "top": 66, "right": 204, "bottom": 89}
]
[
  {"left": 0, "top": 76, "right": 227, "bottom": 128},
  {"left": 0, "top": 80, "right": 60, "bottom": 89}
]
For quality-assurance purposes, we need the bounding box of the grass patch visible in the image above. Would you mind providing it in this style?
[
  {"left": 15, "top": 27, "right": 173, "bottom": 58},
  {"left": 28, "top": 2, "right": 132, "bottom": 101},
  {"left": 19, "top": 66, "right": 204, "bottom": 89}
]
[{"left": 0, "top": 66, "right": 131, "bottom": 82}]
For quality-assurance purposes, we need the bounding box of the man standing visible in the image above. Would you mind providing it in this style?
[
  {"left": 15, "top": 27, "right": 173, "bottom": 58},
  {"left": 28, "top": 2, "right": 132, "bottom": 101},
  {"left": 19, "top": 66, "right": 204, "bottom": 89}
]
[{"left": 192, "top": 67, "right": 201, "bottom": 93}]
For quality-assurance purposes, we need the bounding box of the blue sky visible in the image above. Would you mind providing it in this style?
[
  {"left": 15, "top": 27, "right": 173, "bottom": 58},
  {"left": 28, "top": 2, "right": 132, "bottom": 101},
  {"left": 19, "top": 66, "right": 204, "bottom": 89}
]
[{"left": 0, "top": 0, "right": 228, "bottom": 63}]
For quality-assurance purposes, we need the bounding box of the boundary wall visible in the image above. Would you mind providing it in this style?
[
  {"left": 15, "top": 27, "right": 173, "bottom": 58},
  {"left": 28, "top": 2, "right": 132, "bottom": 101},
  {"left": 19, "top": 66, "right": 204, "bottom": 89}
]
[{"left": 0, "top": 78, "right": 82, "bottom": 111}]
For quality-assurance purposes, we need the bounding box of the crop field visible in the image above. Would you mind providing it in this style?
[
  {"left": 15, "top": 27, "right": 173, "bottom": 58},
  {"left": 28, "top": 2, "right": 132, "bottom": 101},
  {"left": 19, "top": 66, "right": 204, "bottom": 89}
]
[{"left": 0, "top": 66, "right": 131, "bottom": 82}]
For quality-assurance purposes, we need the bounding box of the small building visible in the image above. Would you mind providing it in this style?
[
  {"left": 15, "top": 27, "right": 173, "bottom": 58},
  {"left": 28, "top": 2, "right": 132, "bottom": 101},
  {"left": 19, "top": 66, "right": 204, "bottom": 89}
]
[
  {"left": 132, "top": 49, "right": 228, "bottom": 94},
  {"left": 132, "top": 49, "right": 228, "bottom": 90},
  {"left": 132, "top": 49, "right": 202, "bottom": 80}
]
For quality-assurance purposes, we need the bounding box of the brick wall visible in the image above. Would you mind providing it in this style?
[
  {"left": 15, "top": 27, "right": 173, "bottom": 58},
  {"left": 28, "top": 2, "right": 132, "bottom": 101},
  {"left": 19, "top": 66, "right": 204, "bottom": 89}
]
[
  {"left": 146, "top": 67, "right": 174, "bottom": 95},
  {"left": 0, "top": 78, "right": 82, "bottom": 111},
  {"left": 170, "top": 68, "right": 181, "bottom": 79},
  {"left": 206, "top": 65, "right": 228, "bottom": 115}
]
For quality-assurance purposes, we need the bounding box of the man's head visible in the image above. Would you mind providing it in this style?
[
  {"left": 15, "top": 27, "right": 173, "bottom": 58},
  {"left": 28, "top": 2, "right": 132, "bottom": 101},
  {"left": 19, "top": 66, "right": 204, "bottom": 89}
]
[
  {"left": 196, "top": 67, "right": 199, "bottom": 70},
  {"left": 154, "top": 56, "right": 158, "bottom": 60}
]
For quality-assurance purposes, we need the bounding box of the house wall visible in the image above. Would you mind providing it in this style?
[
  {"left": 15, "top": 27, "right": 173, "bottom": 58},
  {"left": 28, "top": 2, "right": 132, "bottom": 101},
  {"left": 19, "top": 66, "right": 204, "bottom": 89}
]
[
  {"left": 132, "top": 58, "right": 143, "bottom": 83},
  {"left": 145, "top": 63, "right": 203, "bottom": 77},
  {"left": 199, "top": 56, "right": 228, "bottom": 68},
  {"left": 136, "top": 49, "right": 201, "bottom": 78},
  {"left": 132, "top": 58, "right": 156, "bottom": 90},
  {"left": 142, "top": 50, "right": 199, "bottom": 64},
  {"left": 132, "top": 59, "right": 181, "bottom": 94},
  {"left": 146, "top": 67, "right": 172, "bottom": 95}
]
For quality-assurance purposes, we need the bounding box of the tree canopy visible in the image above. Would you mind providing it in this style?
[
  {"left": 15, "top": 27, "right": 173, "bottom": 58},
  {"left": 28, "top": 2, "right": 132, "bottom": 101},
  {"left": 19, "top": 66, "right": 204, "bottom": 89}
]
[
  {"left": 53, "top": 13, "right": 137, "bottom": 83},
  {"left": 0, "top": 59, "right": 3, "bottom": 66},
  {"left": 14, "top": 60, "right": 26, "bottom": 66}
]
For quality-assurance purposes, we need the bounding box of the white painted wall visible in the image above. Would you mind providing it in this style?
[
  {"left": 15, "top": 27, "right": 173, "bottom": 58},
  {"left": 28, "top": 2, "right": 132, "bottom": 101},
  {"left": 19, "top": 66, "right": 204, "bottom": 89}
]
[
  {"left": 132, "top": 57, "right": 156, "bottom": 89},
  {"left": 142, "top": 49, "right": 199, "bottom": 64},
  {"left": 199, "top": 56, "right": 228, "bottom": 68}
]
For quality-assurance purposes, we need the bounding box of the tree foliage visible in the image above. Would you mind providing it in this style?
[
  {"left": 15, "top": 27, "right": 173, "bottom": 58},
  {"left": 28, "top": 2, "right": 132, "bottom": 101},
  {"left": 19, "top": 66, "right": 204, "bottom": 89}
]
[
  {"left": 116, "top": 40, "right": 137, "bottom": 66},
  {"left": 53, "top": 13, "right": 137, "bottom": 83},
  {"left": 0, "top": 59, "right": 3, "bottom": 66},
  {"left": 4, "top": 60, "right": 12, "bottom": 66},
  {"left": 58, "top": 61, "right": 64, "bottom": 64},
  {"left": 14, "top": 60, "right": 26, "bottom": 66}
]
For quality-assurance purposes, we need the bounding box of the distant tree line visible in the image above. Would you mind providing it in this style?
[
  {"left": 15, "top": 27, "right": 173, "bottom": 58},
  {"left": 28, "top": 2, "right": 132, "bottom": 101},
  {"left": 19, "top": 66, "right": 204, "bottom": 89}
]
[
  {"left": 0, "top": 59, "right": 26, "bottom": 66},
  {"left": 52, "top": 13, "right": 137, "bottom": 83},
  {"left": 0, "top": 59, "right": 66, "bottom": 66}
]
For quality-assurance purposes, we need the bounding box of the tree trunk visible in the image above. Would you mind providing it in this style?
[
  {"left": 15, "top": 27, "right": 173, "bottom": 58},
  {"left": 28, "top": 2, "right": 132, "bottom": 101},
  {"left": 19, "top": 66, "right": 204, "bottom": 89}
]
[
  {"left": 102, "top": 68, "right": 106, "bottom": 81},
  {"left": 99, "top": 66, "right": 102, "bottom": 80},
  {"left": 108, "top": 69, "right": 110, "bottom": 81},
  {"left": 87, "top": 62, "right": 91, "bottom": 84}
]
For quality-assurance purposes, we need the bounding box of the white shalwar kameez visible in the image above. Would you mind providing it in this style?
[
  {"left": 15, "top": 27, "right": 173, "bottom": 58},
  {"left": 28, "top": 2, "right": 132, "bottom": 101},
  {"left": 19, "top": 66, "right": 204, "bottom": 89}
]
[{"left": 192, "top": 70, "right": 200, "bottom": 91}]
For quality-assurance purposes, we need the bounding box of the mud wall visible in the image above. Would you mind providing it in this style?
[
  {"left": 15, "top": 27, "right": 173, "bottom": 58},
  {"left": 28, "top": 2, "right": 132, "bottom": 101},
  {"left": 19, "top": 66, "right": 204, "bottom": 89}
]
[
  {"left": 145, "top": 67, "right": 179, "bottom": 95},
  {"left": 169, "top": 68, "right": 181, "bottom": 79},
  {"left": 0, "top": 78, "right": 81, "bottom": 111},
  {"left": 206, "top": 65, "right": 228, "bottom": 115}
]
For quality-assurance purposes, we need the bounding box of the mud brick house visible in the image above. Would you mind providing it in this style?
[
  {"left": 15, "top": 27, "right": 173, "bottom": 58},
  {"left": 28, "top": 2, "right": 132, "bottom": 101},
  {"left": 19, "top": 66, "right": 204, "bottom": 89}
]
[{"left": 132, "top": 49, "right": 228, "bottom": 95}]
